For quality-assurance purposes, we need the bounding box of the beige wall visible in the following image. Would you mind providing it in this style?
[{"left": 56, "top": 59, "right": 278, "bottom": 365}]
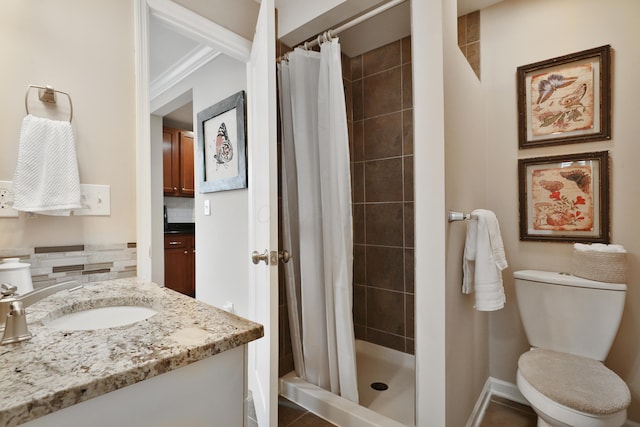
[
  {"left": 443, "top": 0, "right": 490, "bottom": 424},
  {"left": 481, "top": 0, "right": 640, "bottom": 421},
  {"left": 0, "top": 1, "right": 136, "bottom": 248}
]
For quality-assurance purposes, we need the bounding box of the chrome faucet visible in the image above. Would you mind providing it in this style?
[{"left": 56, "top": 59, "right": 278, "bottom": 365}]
[{"left": 0, "top": 280, "right": 83, "bottom": 344}]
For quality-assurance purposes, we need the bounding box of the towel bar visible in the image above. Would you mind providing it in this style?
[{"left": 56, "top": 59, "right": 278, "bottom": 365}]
[
  {"left": 447, "top": 211, "right": 477, "bottom": 222},
  {"left": 25, "top": 84, "right": 73, "bottom": 122}
]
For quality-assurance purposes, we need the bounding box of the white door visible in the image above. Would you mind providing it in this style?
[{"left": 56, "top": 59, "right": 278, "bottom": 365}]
[{"left": 246, "top": 0, "right": 278, "bottom": 426}]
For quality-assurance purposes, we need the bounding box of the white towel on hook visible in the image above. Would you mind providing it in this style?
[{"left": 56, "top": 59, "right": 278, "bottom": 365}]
[
  {"left": 12, "top": 114, "right": 81, "bottom": 216},
  {"left": 462, "top": 209, "right": 507, "bottom": 311}
]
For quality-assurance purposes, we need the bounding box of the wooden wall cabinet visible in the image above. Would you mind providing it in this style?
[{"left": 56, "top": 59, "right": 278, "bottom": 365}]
[
  {"left": 164, "top": 233, "right": 195, "bottom": 297},
  {"left": 163, "top": 127, "right": 194, "bottom": 197}
]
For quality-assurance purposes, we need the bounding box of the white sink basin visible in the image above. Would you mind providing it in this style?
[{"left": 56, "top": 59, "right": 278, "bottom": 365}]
[{"left": 46, "top": 306, "right": 158, "bottom": 331}]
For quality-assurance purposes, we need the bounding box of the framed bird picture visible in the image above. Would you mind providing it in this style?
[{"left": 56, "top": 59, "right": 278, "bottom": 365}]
[
  {"left": 517, "top": 45, "right": 611, "bottom": 148},
  {"left": 196, "top": 91, "right": 247, "bottom": 193},
  {"left": 518, "top": 151, "right": 609, "bottom": 243}
]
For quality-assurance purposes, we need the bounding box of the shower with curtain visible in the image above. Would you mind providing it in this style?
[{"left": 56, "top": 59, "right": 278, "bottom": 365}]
[
  {"left": 277, "top": 0, "right": 415, "bottom": 425},
  {"left": 278, "top": 35, "right": 359, "bottom": 403}
]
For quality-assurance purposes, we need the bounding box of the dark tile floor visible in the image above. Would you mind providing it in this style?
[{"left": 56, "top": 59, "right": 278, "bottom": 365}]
[
  {"left": 480, "top": 396, "right": 538, "bottom": 427},
  {"left": 277, "top": 395, "right": 537, "bottom": 427},
  {"left": 278, "top": 396, "right": 336, "bottom": 426}
]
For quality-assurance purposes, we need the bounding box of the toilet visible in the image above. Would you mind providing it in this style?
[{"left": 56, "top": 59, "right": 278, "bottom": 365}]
[{"left": 514, "top": 270, "right": 631, "bottom": 427}]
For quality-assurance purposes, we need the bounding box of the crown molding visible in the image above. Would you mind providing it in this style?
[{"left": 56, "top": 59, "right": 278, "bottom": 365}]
[{"left": 149, "top": 45, "right": 221, "bottom": 101}]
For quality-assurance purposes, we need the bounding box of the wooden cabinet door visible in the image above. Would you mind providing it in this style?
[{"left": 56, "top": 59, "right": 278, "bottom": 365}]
[
  {"left": 179, "top": 131, "right": 195, "bottom": 196},
  {"left": 164, "top": 234, "right": 195, "bottom": 297},
  {"left": 163, "top": 127, "right": 194, "bottom": 198},
  {"left": 163, "top": 128, "right": 180, "bottom": 196}
]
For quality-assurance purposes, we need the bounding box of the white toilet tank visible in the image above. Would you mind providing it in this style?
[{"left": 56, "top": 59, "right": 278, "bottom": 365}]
[{"left": 514, "top": 270, "right": 626, "bottom": 361}]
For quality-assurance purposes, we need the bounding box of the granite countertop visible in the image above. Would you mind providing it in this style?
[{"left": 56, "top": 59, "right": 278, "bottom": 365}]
[{"left": 0, "top": 278, "right": 263, "bottom": 426}]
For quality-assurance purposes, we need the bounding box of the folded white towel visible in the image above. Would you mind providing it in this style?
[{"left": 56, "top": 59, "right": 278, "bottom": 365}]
[
  {"left": 12, "top": 115, "right": 81, "bottom": 216},
  {"left": 574, "top": 243, "right": 627, "bottom": 253},
  {"left": 462, "top": 209, "right": 507, "bottom": 311}
]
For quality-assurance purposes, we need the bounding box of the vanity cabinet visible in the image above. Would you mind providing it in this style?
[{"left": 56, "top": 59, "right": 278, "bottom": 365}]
[
  {"left": 7, "top": 279, "right": 263, "bottom": 427},
  {"left": 164, "top": 233, "right": 195, "bottom": 297},
  {"left": 23, "top": 346, "right": 247, "bottom": 427},
  {"left": 163, "top": 127, "right": 194, "bottom": 197}
]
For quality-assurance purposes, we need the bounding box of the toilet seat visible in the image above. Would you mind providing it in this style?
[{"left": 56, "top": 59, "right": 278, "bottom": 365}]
[{"left": 517, "top": 349, "right": 630, "bottom": 427}]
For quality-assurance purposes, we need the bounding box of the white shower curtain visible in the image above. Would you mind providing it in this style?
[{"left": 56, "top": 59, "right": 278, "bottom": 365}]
[{"left": 278, "top": 39, "right": 359, "bottom": 403}]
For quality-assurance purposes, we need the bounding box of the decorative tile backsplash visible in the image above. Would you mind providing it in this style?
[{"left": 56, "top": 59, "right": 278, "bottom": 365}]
[
  {"left": 165, "top": 196, "right": 195, "bottom": 223},
  {"left": 0, "top": 243, "right": 137, "bottom": 288}
]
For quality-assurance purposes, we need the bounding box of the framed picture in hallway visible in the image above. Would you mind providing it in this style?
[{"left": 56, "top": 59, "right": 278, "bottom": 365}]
[
  {"left": 517, "top": 45, "right": 611, "bottom": 149},
  {"left": 518, "top": 151, "right": 610, "bottom": 243},
  {"left": 197, "top": 90, "right": 247, "bottom": 193}
]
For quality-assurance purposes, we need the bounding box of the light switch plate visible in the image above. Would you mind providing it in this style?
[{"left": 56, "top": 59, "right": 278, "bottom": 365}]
[
  {"left": 73, "top": 184, "right": 111, "bottom": 216},
  {"left": 0, "top": 181, "right": 19, "bottom": 217},
  {"left": 204, "top": 199, "right": 211, "bottom": 216}
]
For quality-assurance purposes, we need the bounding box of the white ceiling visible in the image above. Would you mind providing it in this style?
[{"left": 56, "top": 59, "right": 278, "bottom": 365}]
[
  {"left": 336, "top": 1, "right": 411, "bottom": 57},
  {"left": 458, "top": 0, "right": 503, "bottom": 16},
  {"left": 150, "top": 14, "right": 196, "bottom": 128},
  {"left": 279, "top": 0, "right": 411, "bottom": 57},
  {"left": 149, "top": 14, "right": 199, "bottom": 83},
  {"left": 153, "top": 0, "right": 503, "bottom": 125},
  {"left": 277, "top": 0, "right": 504, "bottom": 57}
]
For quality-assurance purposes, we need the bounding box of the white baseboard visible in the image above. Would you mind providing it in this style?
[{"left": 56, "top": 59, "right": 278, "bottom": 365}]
[
  {"left": 465, "top": 379, "right": 492, "bottom": 427},
  {"left": 467, "top": 377, "right": 639, "bottom": 427},
  {"left": 488, "top": 377, "right": 528, "bottom": 406}
]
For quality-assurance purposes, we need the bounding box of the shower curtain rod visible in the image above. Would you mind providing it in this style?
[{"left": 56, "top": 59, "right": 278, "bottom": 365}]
[{"left": 278, "top": 0, "right": 407, "bottom": 61}]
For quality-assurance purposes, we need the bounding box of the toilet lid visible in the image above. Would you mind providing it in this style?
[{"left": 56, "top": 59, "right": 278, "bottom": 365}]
[{"left": 518, "top": 349, "right": 630, "bottom": 416}]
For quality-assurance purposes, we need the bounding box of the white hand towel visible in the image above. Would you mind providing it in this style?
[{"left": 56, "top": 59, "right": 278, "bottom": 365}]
[
  {"left": 462, "top": 209, "right": 507, "bottom": 311},
  {"left": 574, "top": 243, "right": 627, "bottom": 253},
  {"left": 12, "top": 115, "right": 81, "bottom": 216}
]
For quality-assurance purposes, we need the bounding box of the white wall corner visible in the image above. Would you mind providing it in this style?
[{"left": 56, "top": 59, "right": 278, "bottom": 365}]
[
  {"left": 465, "top": 378, "right": 492, "bottom": 427},
  {"left": 465, "top": 377, "right": 526, "bottom": 427},
  {"left": 488, "top": 377, "right": 528, "bottom": 406}
]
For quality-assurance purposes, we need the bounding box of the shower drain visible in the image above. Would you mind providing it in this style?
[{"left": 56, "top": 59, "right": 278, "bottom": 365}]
[{"left": 370, "top": 382, "right": 389, "bottom": 391}]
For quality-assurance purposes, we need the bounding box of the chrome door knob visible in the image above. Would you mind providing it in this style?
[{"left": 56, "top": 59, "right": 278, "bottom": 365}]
[
  {"left": 252, "top": 250, "right": 269, "bottom": 265},
  {"left": 278, "top": 250, "right": 291, "bottom": 263}
]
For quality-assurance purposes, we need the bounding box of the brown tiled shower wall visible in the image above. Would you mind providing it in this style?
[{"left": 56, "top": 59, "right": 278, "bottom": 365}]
[
  {"left": 277, "top": 36, "right": 414, "bottom": 376},
  {"left": 0, "top": 243, "right": 137, "bottom": 288},
  {"left": 349, "top": 37, "right": 414, "bottom": 354}
]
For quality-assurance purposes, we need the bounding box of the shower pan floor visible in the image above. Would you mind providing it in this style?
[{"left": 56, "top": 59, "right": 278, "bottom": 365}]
[
  {"left": 356, "top": 340, "right": 415, "bottom": 426},
  {"left": 280, "top": 339, "right": 415, "bottom": 427}
]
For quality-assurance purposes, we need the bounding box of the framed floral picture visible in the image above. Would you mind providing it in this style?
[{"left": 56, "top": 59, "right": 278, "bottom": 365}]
[
  {"left": 196, "top": 91, "right": 247, "bottom": 193},
  {"left": 518, "top": 151, "right": 609, "bottom": 243},
  {"left": 517, "top": 45, "right": 611, "bottom": 148}
]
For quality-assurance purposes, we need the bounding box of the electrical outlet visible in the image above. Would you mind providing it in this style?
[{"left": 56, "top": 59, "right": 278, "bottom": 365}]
[
  {"left": 0, "top": 181, "right": 19, "bottom": 218},
  {"left": 73, "top": 184, "right": 111, "bottom": 216}
]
